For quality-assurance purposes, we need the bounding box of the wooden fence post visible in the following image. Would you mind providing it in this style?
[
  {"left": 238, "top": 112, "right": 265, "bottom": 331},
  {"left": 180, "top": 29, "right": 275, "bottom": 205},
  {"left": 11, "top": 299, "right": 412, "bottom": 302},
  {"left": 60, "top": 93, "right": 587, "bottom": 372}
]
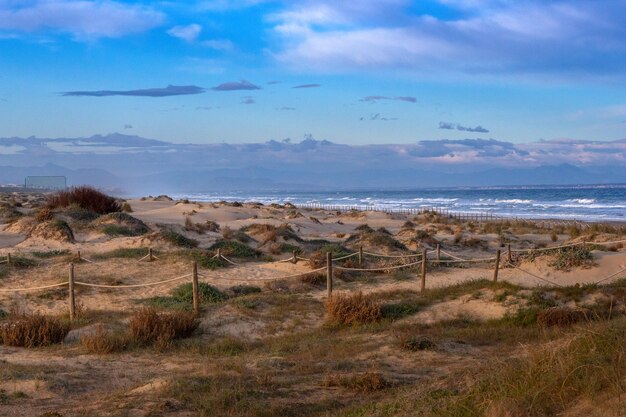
[
  {"left": 76, "top": 250, "right": 81, "bottom": 262},
  {"left": 68, "top": 263, "right": 76, "bottom": 321},
  {"left": 493, "top": 250, "right": 501, "bottom": 283},
  {"left": 148, "top": 248, "right": 154, "bottom": 262},
  {"left": 326, "top": 252, "right": 333, "bottom": 298},
  {"left": 420, "top": 248, "right": 427, "bottom": 292},
  {"left": 436, "top": 244, "right": 441, "bottom": 262},
  {"left": 292, "top": 250, "right": 298, "bottom": 264},
  {"left": 217, "top": 248, "right": 222, "bottom": 260},
  {"left": 358, "top": 246, "right": 363, "bottom": 268},
  {"left": 507, "top": 244, "right": 512, "bottom": 263},
  {"left": 7, "top": 252, "right": 11, "bottom": 266},
  {"left": 192, "top": 262, "right": 199, "bottom": 315}
]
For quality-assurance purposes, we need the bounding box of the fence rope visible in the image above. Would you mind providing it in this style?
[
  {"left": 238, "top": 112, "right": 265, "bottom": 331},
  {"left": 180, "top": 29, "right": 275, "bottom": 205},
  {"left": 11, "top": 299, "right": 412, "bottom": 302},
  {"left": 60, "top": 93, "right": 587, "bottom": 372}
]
[
  {"left": 593, "top": 267, "right": 626, "bottom": 285},
  {"left": 335, "top": 259, "right": 423, "bottom": 272},
  {"left": 79, "top": 257, "right": 95, "bottom": 264},
  {"left": 362, "top": 251, "right": 421, "bottom": 259},
  {"left": 296, "top": 256, "right": 311, "bottom": 261},
  {"left": 505, "top": 262, "right": 564, "bottom": 287},
  {"left": 439, "top": 249, "right": 469, "bottom": 261},
  {"left": 333, "top": 252, "right": 359, "bottom": 261},
  {"left": 0, "top": 281, "right": 69, "bottom": 292},
  {"left": 218, "top": 255, "right": 240, "bottom": 266},
  {"left": 0, "top": 260, "right": 8, "bottom": 265},
  {"left": 430, "top": 257, "right": 497, "bottom": 264},
  {"left": 74, "top": 273, "right": 192, "bottom": 289},
  {"left": 199, "top": 266, "right": 326, "bottom": 282},
  {"left": 509, "top": 238, "right": 626, "bottom": 254}
]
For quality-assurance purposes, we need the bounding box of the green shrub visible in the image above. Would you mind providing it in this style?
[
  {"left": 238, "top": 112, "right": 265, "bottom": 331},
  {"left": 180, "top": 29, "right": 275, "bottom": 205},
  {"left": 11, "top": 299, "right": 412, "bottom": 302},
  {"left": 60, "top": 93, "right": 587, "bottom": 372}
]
[
  {"left": 92, "top": 248, "right": 154, "bottom": 260},
  {"left": 208, "top": 240, "right": 262, "bottom": 259},
  {"left": 101, "top": 225, "right": 136, "bottom": 236},
  {"left": 550, "top": 246, "right": 595, "bottom": 271},
  {"left": 229, "top": 285, "right": 262, "bottom": 296},
  {"left": 31, "top": 250, "right": 71, "bottom": 259},
  {"left": 160, "top": 230, "right": 198, "bottom": 248},
  {"left": 182, "top": 249, "right": 226, "bottom": 269},
  {"left": 174, "top": 282, "right": 227, "bottom": 303},
  {"left": 8, "top": 255, "right": 38, "bottom": 268},
  {"left": 146, "top": 283, "right": 227, "bottom": 310}
]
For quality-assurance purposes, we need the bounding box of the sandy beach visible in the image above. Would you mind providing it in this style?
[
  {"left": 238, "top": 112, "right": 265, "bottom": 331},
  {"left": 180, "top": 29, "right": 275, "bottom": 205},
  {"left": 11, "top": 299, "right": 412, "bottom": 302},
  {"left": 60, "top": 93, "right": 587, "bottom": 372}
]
[{"left": 1, "top": 191, "right": 626, "bottom": 416}]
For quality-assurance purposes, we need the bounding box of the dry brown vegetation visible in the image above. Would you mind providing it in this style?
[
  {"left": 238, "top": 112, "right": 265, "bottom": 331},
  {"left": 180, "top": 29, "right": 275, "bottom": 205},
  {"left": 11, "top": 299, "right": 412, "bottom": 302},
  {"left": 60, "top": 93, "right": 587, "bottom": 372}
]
[
  {"left": 47, "top": 186, "right": 121, "bottom": 214},
  {"left": 325, "top": 291, "right": 382, "bottom": 325},
  {"left": 128, "top": 308, "right": 198, "bottom": 349},
  {"left": 1, "top": 195, "right": 626, "bottom": 416},
  {"left": 0, "top": 312, "right": 69, "bottom": 347}
]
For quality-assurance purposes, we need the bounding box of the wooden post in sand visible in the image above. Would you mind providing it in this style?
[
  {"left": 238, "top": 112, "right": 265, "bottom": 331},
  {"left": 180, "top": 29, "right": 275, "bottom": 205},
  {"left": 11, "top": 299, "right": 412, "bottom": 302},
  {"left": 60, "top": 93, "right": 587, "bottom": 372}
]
[
  {"left": 326, "top": 252, "right": 333, "bottom": 298},
  {"left": 68, "top": 263, "right": 76, "bottom": 321},
  {"left": 358, "top": 246, "right": 363, "bottom": 268},
  {"left": 148, "top": 248, "right": 154, "bottom": 262},
  {"left": 493, "top": 250, "right": 501, "bottom": 283},
  {"left": 436, "top": 244, "right": 441, "bottom": 262},
  {"left": 6, "top": 252, "right": 11, "bottom": 266},
  {"left": 420, "top": 248, "right": 427, "bottom": 292},
  {"left": 192, "top": 262, "right": 199, "bottom": 315},
  {"left": 216, "top": 248, "right": 222, "bottom": 260},
  {"left": 507, "top": 244, "right": 512, "bottom": 263},
  {"left": 292, "top": 250, "right": 298, "bottom": 264}
]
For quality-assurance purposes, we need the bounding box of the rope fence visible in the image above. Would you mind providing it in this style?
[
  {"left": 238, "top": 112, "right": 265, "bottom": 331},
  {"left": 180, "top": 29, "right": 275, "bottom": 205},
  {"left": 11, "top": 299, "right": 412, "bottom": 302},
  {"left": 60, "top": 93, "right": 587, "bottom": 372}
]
[{"left": 2, "top": 238, "right": 626, "bottom": 317}]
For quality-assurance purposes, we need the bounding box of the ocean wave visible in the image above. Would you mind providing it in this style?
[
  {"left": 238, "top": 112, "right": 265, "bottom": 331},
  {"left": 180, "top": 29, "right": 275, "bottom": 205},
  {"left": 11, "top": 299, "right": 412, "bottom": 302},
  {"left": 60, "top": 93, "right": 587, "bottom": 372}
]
[
  {"left": 566, "top": 198, "right": 597, "bottom": 204},
  {"left": 494, "top": 199, "right": 534, "bottom": 204}
]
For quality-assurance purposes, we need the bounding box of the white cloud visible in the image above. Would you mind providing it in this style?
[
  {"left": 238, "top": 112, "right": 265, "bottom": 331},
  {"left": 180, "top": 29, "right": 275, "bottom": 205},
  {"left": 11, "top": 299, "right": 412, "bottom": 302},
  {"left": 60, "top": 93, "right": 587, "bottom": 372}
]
[
  {"left": 269, "top": 1, "right": 626, "bottom": 79},
  {"left": 0, "top": 0, "right": 165, "bottom": 40},
  {"left": 167, "top": 23, "right": 202, "bottom": 42}
]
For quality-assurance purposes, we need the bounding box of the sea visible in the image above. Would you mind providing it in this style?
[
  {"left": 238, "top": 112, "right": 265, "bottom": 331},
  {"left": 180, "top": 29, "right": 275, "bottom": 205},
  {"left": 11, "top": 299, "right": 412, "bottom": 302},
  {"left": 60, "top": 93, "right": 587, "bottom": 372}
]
[{"left": 172, "top": 184, "right": 626, "bottom": 223}]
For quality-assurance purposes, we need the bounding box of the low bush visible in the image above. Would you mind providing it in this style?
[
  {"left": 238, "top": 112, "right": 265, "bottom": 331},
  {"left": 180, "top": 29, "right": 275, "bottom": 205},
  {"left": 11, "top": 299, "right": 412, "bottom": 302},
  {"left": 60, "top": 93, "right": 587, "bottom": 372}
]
[
  {"left": 128, "top": 308, "right": 198, "bottom": 348},
  {"left": 47, "top": 186, "right": 120, "bottom": 214},
  {"left": 229, "top": 285, "right": 262, "bottom": 296},
  {"left": 92, "top": 248, "right": 154, "bottom": 260},
  {"left": 31, "top": 249, "right": 71, "bottom": 259},
  {"left": 35, "top": 206, "right": 54, "bottom": 222},
  {"left": 323, "top": 372, "right": 388, "bottom": 392},
  {"left": 7, "top": 255, "right": 38, "bottom": 268},
  {"left": 147, "top": 282, "right": 227, "bottom": 310},
  {"left": 325, "top": 292, "right": 382, "bottom": 325},
  {"left": 536, "top": 307, "right": 588, "bottom": 327},
  {"left": 160, "top": 230, "right": 198, "bottom": 248},
  {"left": 81, "top": 325, "right": 127, "bottom": 354},
  {"left": 174, "top": 282, "right": 227, "bottom": 303},
  {"left": 182, "top": 249, "right": 226, "bottom": 269},
  {"left": 550, "top": 246, "right": 595, "bottom": 271},
  {"left": 0, "top": 313, "right": 70, "bottom": 347},
  {"left": 208, "top": 240, "right": 262, "bottom": 259}
]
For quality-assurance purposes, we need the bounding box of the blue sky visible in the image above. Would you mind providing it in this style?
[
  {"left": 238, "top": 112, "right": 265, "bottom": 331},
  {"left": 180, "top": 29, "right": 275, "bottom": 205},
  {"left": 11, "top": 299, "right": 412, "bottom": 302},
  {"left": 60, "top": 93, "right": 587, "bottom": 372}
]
[{"left": 1, "top": 0, "right": 626, "bottom": 144}]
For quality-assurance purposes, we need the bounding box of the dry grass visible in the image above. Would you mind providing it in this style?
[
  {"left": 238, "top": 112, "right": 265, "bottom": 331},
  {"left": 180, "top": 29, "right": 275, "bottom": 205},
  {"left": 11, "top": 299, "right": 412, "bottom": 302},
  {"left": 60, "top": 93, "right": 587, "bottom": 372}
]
[
  {"left": 325, "top": 292, "right": 382, "bottom": 325},
  {"left": 47, "top": 186, "right": 120, "bottom": 214},
  {"left": 80, "top": 325, "right": 127, "bottom": 354},
  {"left": 536, "top": 306, "right": 588, "bottom": 327},
  {"left": 128, "top": 308, "right": 198, "bottom": 349},
  {"left": 323, "top": 371, "right": 388, "bottom": 392},
  {"left": 0, "top": 313, "right": 69, "bottom": 347}
]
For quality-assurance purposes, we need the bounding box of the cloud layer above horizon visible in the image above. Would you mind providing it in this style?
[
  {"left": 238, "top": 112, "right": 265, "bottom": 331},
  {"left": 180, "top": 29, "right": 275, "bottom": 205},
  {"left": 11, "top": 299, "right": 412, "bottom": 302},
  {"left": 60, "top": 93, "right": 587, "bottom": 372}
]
[{"left": 2, "top": 1, "right": 626, "bottom": 146}]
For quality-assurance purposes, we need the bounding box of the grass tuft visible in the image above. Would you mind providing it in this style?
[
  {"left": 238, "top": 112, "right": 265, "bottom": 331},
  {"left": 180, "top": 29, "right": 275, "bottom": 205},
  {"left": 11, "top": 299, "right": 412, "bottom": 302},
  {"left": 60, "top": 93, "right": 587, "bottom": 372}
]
[
  {"left": 0, "top": 313, "right": 69, "bottom": 347},
  {"left": 128, "top": 308, "right": 198, "bottom": 349},
  {"left": 47, "top": 186, "right": 120, "bottom": 214},
  {"left": 325, "top": 292, "right": 382, "bottom": 326}
]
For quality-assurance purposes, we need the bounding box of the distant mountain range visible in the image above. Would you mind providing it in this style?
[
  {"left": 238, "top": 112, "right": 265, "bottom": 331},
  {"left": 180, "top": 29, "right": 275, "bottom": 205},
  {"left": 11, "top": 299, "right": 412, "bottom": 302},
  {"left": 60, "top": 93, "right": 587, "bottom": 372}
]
[{"left": 0, "top": 133, "right": 624, "bottom": 195}]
